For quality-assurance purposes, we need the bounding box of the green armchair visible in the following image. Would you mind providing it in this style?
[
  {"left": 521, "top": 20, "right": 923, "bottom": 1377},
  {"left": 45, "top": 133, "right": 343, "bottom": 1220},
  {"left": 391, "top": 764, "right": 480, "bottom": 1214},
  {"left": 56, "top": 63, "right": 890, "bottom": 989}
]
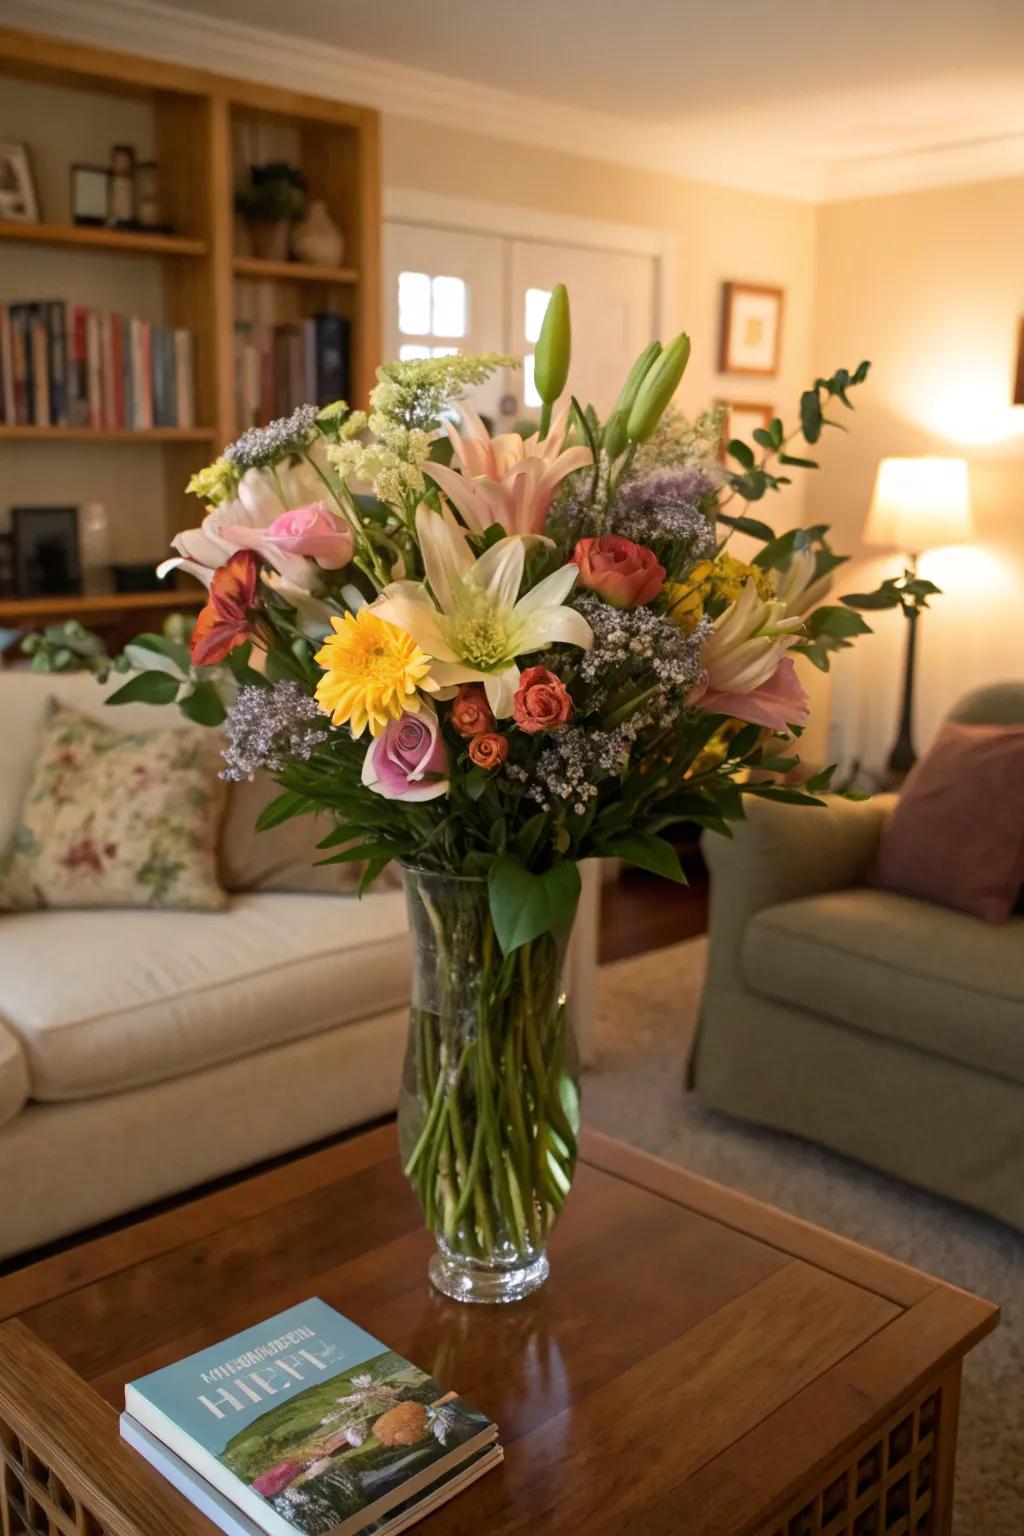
[{"left": 689, "top": 683, "right": 1024, "bottom": 1231}]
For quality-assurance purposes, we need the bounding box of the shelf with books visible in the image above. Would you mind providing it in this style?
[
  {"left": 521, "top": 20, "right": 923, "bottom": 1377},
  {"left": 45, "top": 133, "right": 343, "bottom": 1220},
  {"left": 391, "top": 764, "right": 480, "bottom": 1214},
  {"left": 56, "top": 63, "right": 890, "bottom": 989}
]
[
  {"left": 0, "top": 221, "right": 208, "bottom": 259},
  {"left": 233, "top": 255, "right": 360, "bottom": 285}
]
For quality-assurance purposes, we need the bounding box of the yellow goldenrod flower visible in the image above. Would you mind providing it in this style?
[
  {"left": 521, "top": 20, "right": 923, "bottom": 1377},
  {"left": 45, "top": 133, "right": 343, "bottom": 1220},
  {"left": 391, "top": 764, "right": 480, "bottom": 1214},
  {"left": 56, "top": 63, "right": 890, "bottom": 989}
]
[
  {"left": 665, "top": 553, "right": 771, "bottom": 631},
  {"left": 314, "top": 608, "right": 438, "bottom": 738}
]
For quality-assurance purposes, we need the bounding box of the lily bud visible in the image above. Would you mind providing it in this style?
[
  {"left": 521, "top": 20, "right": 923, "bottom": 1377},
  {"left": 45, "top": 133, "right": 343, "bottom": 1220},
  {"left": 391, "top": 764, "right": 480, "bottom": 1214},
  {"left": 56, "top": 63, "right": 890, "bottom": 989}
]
[
  {"left": 534, "top": 284, "right": 571, "bottom": 406},
  {"left": 613, "top": 340, "right": 661, "bottom": 417},
  {"left": 602, "top": 408, "right": 628, "bottom": 462},
  {"left": 626, "top": 332, "right": 691, "bottom": 443}
]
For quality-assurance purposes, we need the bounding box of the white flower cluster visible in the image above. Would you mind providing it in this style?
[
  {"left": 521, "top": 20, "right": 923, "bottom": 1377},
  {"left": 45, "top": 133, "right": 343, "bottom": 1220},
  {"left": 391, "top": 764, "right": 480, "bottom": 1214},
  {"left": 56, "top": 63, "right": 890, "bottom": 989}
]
[{"left": 370, "top": 352, "right": 515, "bottom": 431}]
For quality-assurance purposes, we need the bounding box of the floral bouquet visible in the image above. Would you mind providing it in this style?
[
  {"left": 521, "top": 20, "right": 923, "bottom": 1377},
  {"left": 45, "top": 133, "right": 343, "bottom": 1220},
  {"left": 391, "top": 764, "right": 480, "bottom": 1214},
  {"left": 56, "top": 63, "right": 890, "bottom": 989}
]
[{"left": 84, "top": 287, "right": 933, "bottom": 1302}]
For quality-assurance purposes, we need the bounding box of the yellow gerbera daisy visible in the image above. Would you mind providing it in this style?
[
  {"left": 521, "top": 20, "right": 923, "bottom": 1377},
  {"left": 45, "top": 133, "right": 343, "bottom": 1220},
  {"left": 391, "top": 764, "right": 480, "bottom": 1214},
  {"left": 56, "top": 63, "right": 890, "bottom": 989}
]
[{"left": 314, "top": 608, "right": 438, "bottom": 737}]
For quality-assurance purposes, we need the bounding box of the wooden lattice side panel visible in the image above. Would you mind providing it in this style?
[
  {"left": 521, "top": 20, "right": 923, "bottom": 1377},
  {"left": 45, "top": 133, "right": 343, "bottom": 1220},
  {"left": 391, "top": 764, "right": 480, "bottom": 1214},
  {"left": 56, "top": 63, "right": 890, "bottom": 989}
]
[
  {"left": 758, "top": 1370, "right": 959, "bottom": 1536},
  {"left": 0, "top": 1321, "right": 212, "bottom": 1536},
  {"left": 1, "top": 1422, "right": 107, "bottom": 1536}
]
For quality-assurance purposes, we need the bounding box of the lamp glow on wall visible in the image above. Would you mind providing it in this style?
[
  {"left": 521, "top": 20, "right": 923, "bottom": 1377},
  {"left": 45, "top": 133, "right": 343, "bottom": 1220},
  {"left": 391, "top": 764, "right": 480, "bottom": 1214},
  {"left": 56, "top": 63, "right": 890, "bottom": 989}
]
[{"left": 865, "top": 457, "right": 973, "bottom": 779}]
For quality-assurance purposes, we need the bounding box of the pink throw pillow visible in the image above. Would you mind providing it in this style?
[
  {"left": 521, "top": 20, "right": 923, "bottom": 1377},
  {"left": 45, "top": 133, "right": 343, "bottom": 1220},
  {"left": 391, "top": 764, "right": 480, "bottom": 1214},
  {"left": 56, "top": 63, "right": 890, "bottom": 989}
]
[{"left": 874, "top": 721, "right": 1024, "bottom": 922}]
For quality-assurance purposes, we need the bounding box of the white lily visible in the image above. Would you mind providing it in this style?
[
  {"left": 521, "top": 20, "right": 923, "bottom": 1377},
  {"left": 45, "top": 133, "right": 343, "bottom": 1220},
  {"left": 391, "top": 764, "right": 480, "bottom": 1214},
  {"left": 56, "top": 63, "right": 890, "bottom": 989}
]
[
  {"left": 702, "top": 578, "right": 804, "bottom": 695},
  {"left": 371, "top": 505, "right": 593, "bottom": 717},
  {"left": 157, "top": 451, "right": 333, "bottom": 590},
  {"left": 771, "top": 545, "right": 834, "bottom": 616}
]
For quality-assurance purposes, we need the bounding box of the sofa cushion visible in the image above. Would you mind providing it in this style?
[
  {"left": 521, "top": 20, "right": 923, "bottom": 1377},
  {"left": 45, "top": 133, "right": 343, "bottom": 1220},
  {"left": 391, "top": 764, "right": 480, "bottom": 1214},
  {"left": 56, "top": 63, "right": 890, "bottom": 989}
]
[
  {"left": 0, "top": 1021, "right": 28, "bottom": 1130},
  {"left": 0, "top": 889, "right": 410, "bottom": 1102},
  {"left": 743, "top": 888, "right": 1024, "bottom": 1087}
]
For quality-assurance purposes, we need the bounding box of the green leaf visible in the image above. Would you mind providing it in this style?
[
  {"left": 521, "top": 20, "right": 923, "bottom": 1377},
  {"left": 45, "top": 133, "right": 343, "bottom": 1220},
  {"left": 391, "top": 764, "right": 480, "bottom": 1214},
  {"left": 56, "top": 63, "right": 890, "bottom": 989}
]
[
  {"left": 515, "top": 812, "right": 548, "bottom": 865},
  {"left": 841, "top": 588, "right": 902, "bottom": 610},
  {"left": 717, "top": 511, "right": 775, "bottom": 540},
  {"left": 488, "top": 855, "right": 581, "bottom": 956},
  {"left": 594, "top": 832, "right": 687, "bottom": 884},
  {"left": 752, "top": 427, "right": 775, "bottom": 451},
  {"left": 806, "top": 605, "right": 873, "bottom": 640},
  {"left": 359, "top": 856, "right": 391, "bottom": 895},
  {"left": 726, "top": 438, "right": 755, "bottom": 469},
  {"left": 316, "top": 842, "right": 411, "bottom": 867},
  {"left": 178, "top": 682, "right": 226, "bottom": 726},
  {"left": 800, "top": 388, "right": 823, "bottom": 444},
  {"left": 125, "top": 632, "right": 191, "bottom": 673},
  {"left": 745, "top": 785, "right": 827, "bottom": 807},
  {"left": 803, "top": 764, "right": 837, "bottom": 793},
  {"left": 778, "top": 453, "right": 819, "bottom": 469},
  {"left": 256, "top": 789, "right": 315, "bottom": 832},
  {"left": 106, "top": 670, "right": 180, "bottom": 707}
]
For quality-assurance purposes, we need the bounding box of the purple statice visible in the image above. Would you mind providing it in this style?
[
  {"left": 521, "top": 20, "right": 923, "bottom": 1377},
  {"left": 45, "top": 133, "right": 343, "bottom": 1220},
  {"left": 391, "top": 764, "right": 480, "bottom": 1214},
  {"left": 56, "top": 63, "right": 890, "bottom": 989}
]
[
  {"left": 611, "top": 470, "right": 716, "bottom": 556},
  {"left": 224, "top": 404, "right": 319, "bottom": 470},
  {"left": 526, "top": 600, "right": 712, "bottom": 813},
  {"left": 221, "top": 681, "right": 328, "bottom": 781},
  {"left": 574, "top": 594, "right": 710, "bottom": 698}
]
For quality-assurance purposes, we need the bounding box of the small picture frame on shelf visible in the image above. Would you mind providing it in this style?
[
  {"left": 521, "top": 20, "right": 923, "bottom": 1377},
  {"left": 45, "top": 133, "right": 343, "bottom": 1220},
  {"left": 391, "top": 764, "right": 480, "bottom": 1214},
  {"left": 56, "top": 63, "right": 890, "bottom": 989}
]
[
  {"left": 715, "top": 398, "right": 774, "bottom": 460},
  {"left": 0, "top": 139, "right": 40, "bottom": 223},
  {"left": 135, "top": 160, "right": 162, "bottom": 229},
  {"left": 110, "top": 143, "right": 136, "bottom": 225},
  {"left": 12, "top": 507, "right": 82, "bottom": 599},
  {"left": 71, "top": 163, "right": 111, "bottom": 226},
  {"left": 719, "top": 282, "right": 784, "bottom": 377}
]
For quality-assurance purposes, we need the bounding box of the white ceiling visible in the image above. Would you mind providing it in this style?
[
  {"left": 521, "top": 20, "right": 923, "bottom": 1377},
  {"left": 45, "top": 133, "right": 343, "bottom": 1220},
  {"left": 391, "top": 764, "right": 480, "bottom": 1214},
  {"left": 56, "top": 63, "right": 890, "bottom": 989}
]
[{"left": 14, "top": 0, "right": 1024, "bottom": 199}]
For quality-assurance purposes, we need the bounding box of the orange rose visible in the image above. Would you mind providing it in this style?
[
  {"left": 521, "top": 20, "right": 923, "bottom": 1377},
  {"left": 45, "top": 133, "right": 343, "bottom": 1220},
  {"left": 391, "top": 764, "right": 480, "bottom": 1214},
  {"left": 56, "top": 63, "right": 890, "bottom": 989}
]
[
  {"left": 571, "top": 534, "right": 665, "bottom": 608},
  {"left": 468, "top": 732, "right": 509, "bottom": 770},
  {"left": 451, "top": 682, "right": 495, "bottom": 738},
  {"left": 513, "top": 666, "right": 573, "bottom": 734}
]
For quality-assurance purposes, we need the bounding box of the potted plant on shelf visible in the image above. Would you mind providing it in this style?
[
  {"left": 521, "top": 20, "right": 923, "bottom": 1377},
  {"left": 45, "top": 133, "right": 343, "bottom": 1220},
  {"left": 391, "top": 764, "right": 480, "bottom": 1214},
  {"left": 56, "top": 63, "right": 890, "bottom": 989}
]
[{"left": 234, "top": 162, "right": 306, "bottom": 261}]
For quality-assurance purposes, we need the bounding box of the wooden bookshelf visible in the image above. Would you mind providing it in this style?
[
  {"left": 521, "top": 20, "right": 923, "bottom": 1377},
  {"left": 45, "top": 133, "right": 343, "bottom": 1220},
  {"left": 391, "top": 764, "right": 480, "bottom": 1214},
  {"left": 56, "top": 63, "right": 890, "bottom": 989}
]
[
  {"left": 0, "top": 589, "right": 203, "bottom": 624},
  {"left": 0, "top": 220, "right": 208, "bottom": 258},
  {"left": 0, "top": 23, "right": 381, "bottom": 627},
  {"left": 0, "top": 426, "right": 216, "bottom": 443},
  {"left": 233, "top": 255, "right": 360, "bottom": 285}
]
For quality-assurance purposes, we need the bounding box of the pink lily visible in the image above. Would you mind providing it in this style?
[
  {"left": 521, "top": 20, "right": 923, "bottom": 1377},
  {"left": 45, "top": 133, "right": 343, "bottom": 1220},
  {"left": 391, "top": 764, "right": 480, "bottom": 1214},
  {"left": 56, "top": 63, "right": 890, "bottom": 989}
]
[
  {"left": 694, "top": 655, "right": 810, "bottom": 731},
  {"left": 423, "top": 401, "right": 592, "bottom": 537}
]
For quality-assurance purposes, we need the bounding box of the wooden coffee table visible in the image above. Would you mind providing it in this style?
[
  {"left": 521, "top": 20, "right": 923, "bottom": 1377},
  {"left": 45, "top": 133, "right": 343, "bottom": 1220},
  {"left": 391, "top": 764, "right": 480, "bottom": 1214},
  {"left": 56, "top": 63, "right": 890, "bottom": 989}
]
[{"left": 0, "top": 1127, "right": 997, "bottom": 1536}]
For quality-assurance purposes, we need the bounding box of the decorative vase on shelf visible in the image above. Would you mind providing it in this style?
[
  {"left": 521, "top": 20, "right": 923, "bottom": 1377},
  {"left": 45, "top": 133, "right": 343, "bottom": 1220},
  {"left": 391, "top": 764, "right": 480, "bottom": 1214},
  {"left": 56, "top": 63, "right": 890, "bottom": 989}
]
[
  {"left": 291, "top": 200, "right": 344, "bottom": 267},
  {"left": 248, "top": 218, "right": 290, "bottom": 262},
  {"left": 397, "top": 866, "right": 580, "bottom": 1305}
]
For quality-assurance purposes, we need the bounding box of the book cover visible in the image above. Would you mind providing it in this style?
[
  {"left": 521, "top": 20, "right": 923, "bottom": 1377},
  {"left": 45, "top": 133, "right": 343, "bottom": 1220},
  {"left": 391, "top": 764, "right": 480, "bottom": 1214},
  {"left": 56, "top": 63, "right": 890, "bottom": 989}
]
[
  {"left": 175, "top": 329, "right": 195, "bottom": 428},
  {"left": 111, "top": 315, "right": 125, "bottom": 429},
  {"left": 30, "top": 306, "right": 50, "bottom": 426},
  {"left": 124, "top": 1298, "right": 496, "bottom": 1536},
  {"left": 68, "top": 306, "right": 90, "bottom": 427},
  {"left": 120, "top": 1416, "right": 501, "bottom": 1536},
  {"left": 85, "top": 310, "right": 102, "bottom": 428},
  {"left": 0, "top": 308, "right": 14, "bottom": 424},
  {"left": 44, "top": 301, "right": 67, "bottom": 427},
  {"left": 314, "top": 314, "right": 350, "bottom": 406},
  {"left": 98, "top": 312, "right": 115, "bottom": 430},
  {"left": 9, "top": 304, "right": 31, "bottom": 424}
]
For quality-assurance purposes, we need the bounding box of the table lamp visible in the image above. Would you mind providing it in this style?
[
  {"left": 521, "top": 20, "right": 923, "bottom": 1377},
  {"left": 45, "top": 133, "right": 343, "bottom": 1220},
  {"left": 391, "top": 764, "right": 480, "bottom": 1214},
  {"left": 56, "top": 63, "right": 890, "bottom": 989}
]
[{"left": 865, "top": 456, "right": 972, "bottom": 780}]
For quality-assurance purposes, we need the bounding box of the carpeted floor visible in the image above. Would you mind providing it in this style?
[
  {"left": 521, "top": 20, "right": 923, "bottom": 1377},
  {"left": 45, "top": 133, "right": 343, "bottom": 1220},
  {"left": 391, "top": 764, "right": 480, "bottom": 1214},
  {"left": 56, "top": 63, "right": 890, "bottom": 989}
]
[{"left": 586, "top": 937, "right": 1023, "bottom": 1536}]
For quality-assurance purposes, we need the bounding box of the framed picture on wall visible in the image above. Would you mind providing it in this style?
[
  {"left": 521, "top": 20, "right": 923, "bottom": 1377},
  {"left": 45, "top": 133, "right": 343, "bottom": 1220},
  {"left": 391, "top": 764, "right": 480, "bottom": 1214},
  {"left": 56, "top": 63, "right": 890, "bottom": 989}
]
[
  {"left": 0, "top": 139, "right": 39, "bottom": 223},
  {"left": 719, "top": 282, "right": 784, "bottom": 376},
  {"left": 715, "top": 399, "right": 774, "bottom": 460}
]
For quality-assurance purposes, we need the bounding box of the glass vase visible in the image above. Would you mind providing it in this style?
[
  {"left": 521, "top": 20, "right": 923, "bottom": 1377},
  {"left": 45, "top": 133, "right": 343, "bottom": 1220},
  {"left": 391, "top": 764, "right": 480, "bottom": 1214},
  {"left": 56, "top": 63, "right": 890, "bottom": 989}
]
[{"left": 397, "top": 866, "right": 580, "bottom": 1304}]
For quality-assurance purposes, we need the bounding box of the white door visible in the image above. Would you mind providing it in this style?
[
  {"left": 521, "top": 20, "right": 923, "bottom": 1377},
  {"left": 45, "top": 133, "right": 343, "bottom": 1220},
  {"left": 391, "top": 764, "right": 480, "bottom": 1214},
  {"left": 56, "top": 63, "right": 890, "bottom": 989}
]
[
  {"left": 382, "top": 223, "right": 508, "bottom": 419},
  {"left": 508, "top": 240, "right": 657, "bottom": 421},
  {"left": 383, "top": 221, "right": 658, "bottom": 428}
]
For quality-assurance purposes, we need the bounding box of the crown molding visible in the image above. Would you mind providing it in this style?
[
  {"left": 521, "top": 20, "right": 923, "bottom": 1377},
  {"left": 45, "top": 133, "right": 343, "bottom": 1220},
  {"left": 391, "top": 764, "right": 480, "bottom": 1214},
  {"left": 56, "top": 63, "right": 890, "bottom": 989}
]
[
  {"left": 0, "top": 0, "right": 822, "bottom": 201},
  {"left": 821, "top": 132, "right": 1024, "bottom": 202},
  {"left": 3, "top": 0, "right": 1021, "bottom": 206}
]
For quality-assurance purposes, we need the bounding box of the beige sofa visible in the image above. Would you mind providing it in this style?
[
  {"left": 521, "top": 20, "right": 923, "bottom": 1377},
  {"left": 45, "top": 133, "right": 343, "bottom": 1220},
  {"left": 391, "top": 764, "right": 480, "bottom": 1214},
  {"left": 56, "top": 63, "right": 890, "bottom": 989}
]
[
  {"left": 0, "top": 672, "right": 598, "bottom": 1261},
  {"left": 691, "top": 683, "right": 1024, "bottom": 1232}
]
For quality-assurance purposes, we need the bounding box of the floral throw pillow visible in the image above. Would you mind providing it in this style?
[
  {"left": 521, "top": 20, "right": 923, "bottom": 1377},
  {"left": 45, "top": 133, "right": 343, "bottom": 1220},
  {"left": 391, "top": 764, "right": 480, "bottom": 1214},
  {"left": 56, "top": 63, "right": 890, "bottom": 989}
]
[{"left": 0, "top": 700, "right": 228, "bottom": 912}]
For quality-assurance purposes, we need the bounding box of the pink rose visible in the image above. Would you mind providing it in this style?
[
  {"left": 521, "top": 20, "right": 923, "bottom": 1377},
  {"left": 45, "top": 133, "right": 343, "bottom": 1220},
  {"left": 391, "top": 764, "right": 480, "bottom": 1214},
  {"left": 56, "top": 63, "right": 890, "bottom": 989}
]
[
  {"left": 361, "top": 707, "right": 449, "bottom": 801},
  {"left": 571, "top": 535, "right": 665, "bottom": 608},
  {"left": 221, "top": 502, "right": 354, "bottom": 583},
  {"left": 513, "top": 666, "right": 573, "bottom": 734},
  {"left": 695, "top": 656, "right": 810, "bottom": 731}
]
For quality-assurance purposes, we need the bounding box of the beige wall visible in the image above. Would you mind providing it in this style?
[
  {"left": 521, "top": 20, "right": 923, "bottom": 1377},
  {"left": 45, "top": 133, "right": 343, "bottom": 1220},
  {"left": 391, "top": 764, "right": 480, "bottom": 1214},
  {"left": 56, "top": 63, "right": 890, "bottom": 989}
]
[
  {"left": 806, "top": 178, "right": 1024, "bottom": 772},
  {"left": 383, "top": 115, "right": 817, "bottom": 530}
]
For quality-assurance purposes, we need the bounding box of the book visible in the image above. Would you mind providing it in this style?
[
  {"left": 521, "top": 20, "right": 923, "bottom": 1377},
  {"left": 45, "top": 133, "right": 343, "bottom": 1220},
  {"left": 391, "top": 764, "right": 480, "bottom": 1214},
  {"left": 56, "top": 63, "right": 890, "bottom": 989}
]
[
  {"left": 314, "top": 313, "right": 349, "bottom": 405},
  {"left": 120, "top": 1417, "right": 501, "bottom": 1536},
  {"left": 0, "top": 307, "right": 14, "bottom": 424},
  {"left": 123, "top": 1298, "right": 498, "bottom": 1536}
]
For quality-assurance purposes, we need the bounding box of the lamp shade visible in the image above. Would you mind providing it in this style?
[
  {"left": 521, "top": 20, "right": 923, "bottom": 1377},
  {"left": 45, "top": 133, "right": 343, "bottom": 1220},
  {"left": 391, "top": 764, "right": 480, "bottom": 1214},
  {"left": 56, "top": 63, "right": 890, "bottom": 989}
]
[{"left": 865, "top": 457, "right": 972, "bottom": 554}]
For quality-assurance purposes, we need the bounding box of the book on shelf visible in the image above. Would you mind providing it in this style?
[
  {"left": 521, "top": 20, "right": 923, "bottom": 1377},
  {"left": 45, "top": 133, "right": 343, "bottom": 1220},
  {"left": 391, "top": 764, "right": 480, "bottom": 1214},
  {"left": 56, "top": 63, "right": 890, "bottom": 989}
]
[
  {"left": 235, "top": 313, "right": 350, "bottom": 429},
  {"left": 0, "top": 300, "right": 196, "bottom": 430},
  {"left": 121, "top": 1297, "right": 500, "bottom": 1536}
]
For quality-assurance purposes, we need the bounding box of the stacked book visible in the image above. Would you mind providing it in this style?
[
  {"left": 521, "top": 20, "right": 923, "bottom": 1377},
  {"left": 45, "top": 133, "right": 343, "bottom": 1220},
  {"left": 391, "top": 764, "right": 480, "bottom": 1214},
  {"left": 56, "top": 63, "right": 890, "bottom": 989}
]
[
  {"left": 236, "top": 315, "right": 350, "bottom": 429},
  {"left": 121, "top": 1298, "right": 501, "bottom": 1536},
  {"left": 0, "top": 301, "right": 196, "bottom": 430}
]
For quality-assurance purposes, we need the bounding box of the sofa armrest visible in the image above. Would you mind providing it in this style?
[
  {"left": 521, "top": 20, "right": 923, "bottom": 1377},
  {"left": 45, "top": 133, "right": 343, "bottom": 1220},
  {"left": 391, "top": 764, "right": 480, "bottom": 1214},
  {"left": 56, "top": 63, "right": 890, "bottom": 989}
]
[{"left": 701, "top": 793, "right": 897, "bottom": 984}]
